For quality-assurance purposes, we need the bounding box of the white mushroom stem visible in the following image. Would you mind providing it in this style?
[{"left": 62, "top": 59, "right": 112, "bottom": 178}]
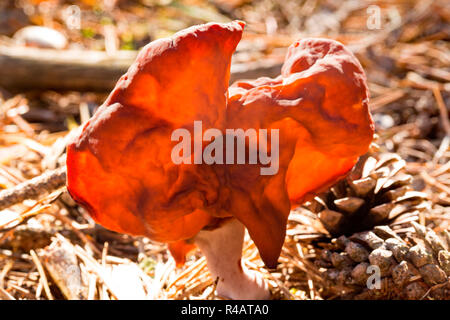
[{"left": 194, "top": 218, "right": 270, "bottom": 300}]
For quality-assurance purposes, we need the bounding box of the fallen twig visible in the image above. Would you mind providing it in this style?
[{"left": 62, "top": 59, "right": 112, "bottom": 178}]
[{"left": 0, "top": 166, "right": 66, "bottom": 211}]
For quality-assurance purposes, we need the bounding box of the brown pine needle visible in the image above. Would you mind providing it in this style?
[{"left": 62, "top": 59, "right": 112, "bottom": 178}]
[
  {"left": 432, "top": 86, "right": 450, "bottom": 136},
  {"left": 30, "top": 250, "right": 53, "bottom": 300}
]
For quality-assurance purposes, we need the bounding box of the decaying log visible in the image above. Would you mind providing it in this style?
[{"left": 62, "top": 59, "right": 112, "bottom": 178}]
[
  {"left": 0, "top": 46, "right": 137, "bottom": 91},
  {"left": 0, "top": 45, "right": 283, "bottom": 91}
]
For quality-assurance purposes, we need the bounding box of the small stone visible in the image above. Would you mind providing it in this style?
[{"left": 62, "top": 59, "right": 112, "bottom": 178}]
[
  {"left": 331, "top": 252, "right": 354, "bottom": 269},
  {"left": 351, "top": 262, "right": 370, "bottom": 286},
  {"left": 13, "top": 26, "right": 67, "bottom": 49},
  {"left": 350, "top": 231, "right": 384, "bottom": 249},
  {"left": 406, "top": 244, "right": 434, "bottom": 268},
  {"left": 345, "top": 241, "right": 369, "bottom": 262},
  {"left": 419, "top": 264, "right": 447, "bottom": 286},
  {"left": 369, "top": 248, "right": 396, "bottom": 277},
  {"left": 392, "top": 261, "right": 415, "bottom": 287},
  {"left": 404, "top": 282, "right": 427, "bottom": 300},
  {"left": 438, "top": 250, "right": 450, "bottom": 276},
  {"left": 385, "top": 238, "right": 409, "bottom": 262},
  {"left": 373, "top": 113, "right": 394, "bottom": 130}
]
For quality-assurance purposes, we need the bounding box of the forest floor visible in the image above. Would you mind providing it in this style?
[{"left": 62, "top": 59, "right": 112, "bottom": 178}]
[{"left": 0, "top": 0, "right": 448, "bottom": 300}]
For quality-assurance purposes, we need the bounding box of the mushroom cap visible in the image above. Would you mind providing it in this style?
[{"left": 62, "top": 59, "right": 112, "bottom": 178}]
[
  {"left": 66, "top": 23, "right": 374, "bottom": 268},
  {"left": 226, "top": 38, "right": 374, "bottom": 267},
  {"left": 67, "top": 21, "right": 244, "bottom": 242}
]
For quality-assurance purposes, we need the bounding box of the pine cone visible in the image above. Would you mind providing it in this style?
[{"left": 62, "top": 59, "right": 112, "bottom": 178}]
[
  {"left": 304, "top": 152, "right": 429, "bottom": 236},
  {"left": 311, "top": 223, "right": 449, "bottom": 299},
  {"left": 287, "top": 151, "right": 449, "bottom": 299}
]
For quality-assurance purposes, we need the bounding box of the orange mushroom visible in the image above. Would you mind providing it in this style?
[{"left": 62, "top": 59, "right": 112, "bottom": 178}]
[
  {"left": 66, "top": 21, "right": 374, "bottom": 299},
  {"left": 226, "top": 38, "right": 374, "bottom": 268}
]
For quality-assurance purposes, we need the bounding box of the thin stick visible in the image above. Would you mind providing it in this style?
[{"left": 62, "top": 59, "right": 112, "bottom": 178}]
[{"left": 0, "top": 166, "right": 66, "bottom": 211}]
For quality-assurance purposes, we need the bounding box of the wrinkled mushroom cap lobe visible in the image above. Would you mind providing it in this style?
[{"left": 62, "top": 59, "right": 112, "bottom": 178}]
[
  {"left": 226, "top": 38, "right": 374, "bottom": 267},
  {"left": 67, "top": 21, "right": 245, "bottom": 243}
]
